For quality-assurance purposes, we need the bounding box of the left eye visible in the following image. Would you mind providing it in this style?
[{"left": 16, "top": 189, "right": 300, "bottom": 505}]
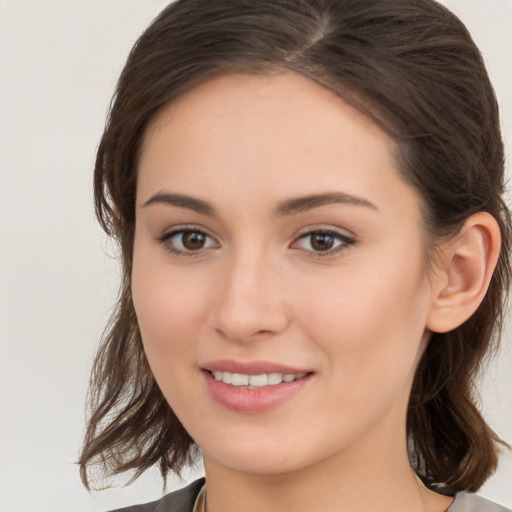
[
  {"left": 293, "top": 230, "right": 353, "bottom": 254},
  {"left": 158, "top": 229, "right": 217, "bottom": 254}
]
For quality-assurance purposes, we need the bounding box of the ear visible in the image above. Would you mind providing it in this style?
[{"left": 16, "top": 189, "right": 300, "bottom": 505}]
[{"left": 426, "top": 212, "right": 501, "bottom": 334}]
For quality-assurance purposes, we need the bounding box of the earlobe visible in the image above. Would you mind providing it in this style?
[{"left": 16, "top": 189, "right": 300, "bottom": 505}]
[{"left": 426, "top": 212, "right": 501, "bottom": 334}]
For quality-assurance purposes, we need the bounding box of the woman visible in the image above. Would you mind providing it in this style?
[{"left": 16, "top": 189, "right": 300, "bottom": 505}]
[{"left": 79, "top": 0, "right": 511, "bottom": 510}]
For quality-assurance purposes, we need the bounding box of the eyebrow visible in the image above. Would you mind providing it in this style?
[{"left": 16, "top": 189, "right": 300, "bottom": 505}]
[
  {"left": 273, "top": 192, "right": 378, "bottom": 216},
  {"left": 142, "top": 192, "right": 216, "bottom": 215},
  {"left": 142, "top": 191, "right": 377, "bottom": 216}
]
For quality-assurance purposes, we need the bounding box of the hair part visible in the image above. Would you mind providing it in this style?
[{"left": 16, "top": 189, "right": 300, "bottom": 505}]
[{"left": 81, "top": 0, "right": 511, "bottom": 493}]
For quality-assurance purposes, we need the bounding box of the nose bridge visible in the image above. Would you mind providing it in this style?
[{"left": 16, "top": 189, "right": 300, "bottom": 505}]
[{"left": 211, "top": 243, "right": 288, "bottom": 342}]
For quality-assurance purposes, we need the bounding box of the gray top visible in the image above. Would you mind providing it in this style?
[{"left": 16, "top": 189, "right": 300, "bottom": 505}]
[
  {"left": 447, "top": 492, "right": 511, "bottom": 512},
  {"left": 110, "top": 478, "right": 511, "bottom": 512}
]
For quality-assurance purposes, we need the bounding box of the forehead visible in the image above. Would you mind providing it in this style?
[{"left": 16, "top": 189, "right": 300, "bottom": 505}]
[
  {"left": 143, "top": 71, "right": 389, "bottom": 153},
  {"left": 137, "top": 71, "right": 419, "bottom": 221}
]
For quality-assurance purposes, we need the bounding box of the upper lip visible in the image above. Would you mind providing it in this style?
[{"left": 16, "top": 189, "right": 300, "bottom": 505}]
[{"left": 202, "top": 359, "right": 312, "bottom": 375}]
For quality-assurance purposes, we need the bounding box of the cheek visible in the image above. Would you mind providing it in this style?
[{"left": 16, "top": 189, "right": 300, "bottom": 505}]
[
  {"left": 295, "top": 248, "right": 430, "bottom": 393},
  {"left": 132, "top": 268, "right": 210, "bottom": 421},
  {"left": 131, "top": 245, "right": 209, "bottom": 378}
]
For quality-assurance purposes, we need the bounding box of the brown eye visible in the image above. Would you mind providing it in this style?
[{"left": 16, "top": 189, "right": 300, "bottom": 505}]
[
  {"left": 181, "top": 231, "right": 206, "bottom": 250},
  {"left": 293, "top": 230, "right": 355, "bottom": 255},
  {"left": 310, "top": 233, "right": 335, "bottom": 251},
  {"left": 158, "top": 228, "right": 217, "bottom": 255}
]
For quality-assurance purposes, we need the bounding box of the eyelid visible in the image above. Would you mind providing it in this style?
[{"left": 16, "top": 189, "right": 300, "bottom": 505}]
[
  {"left": 155, "top": 224, "right": 355, "bottom": 258},
  {"left": 156, "top": 224, "right": 219, "bottom": 256},
  {"left": 290, "top": 227, "right": 356, "bottom": 256}
]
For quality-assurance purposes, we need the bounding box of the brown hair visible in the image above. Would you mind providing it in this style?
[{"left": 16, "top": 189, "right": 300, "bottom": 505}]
[{"left": 80, "top": 0, "right": 511, "bottom": 494}]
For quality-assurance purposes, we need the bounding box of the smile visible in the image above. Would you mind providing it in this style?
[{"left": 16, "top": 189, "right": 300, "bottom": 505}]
[
  {"left": 203, "top": 363, "right": 313, "bottom": 412},
  {"left": 211, "top": 371, "right": 308, "bottom": 388}
]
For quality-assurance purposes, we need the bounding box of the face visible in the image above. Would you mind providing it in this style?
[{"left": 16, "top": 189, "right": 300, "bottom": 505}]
[{"left": 132, "top": 71, "right": 437, "bottom": 477}]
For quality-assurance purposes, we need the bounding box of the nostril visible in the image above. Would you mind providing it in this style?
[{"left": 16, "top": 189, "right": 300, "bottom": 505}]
[
  {"left": 254, "top": 329, "right": 273, "bottom": 336},
  {"left": 214, "top": 327, "right": 274, "bottom": 341}
]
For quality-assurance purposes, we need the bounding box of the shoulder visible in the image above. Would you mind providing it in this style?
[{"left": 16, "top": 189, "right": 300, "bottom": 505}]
[
  {"left": 449, "top": 492, "right": 511, "bottom": 512},
  {"left": 108, "top": 478, "right": 205, "bottom": 512}
]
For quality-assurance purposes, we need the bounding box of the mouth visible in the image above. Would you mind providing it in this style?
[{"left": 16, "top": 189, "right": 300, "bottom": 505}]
[
  {"left": 201, "top": 360, "right": 314, "bottom": 413},
  {"left": 208, "top": 370, "right": 309, "bottom": 389}
]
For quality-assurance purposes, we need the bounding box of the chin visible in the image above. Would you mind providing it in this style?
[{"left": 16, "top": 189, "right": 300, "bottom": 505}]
[{"left": 204, "top": 447, "right": 313, "bottom": 476}]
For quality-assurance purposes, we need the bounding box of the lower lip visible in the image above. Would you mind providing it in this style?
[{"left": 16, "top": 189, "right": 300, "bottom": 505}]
[{"left": 203, "top": 372, "right": 313, "bottom": 413}]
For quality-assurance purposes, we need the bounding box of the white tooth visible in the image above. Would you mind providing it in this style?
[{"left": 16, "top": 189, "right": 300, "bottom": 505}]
[
  {"left": 267, "top": 373, "right": 283, "bottom": 385},
  {"left": 296, "top": 373, "right": 307, "bottom": 379},
  {"left": 283, "top": 374, "right": 296, "bottom": 382},
  {"left": 222, "top": 371, "right": 232, "bottom": 384},
  {"left": 248, "top": 374, "right": 268, "bottom": 387},
  {"left": 214, "top": 371, "right": 223, "bottom": 381},
  {"left": 231, "top": 373, "right": 249, "bottom": 386}
]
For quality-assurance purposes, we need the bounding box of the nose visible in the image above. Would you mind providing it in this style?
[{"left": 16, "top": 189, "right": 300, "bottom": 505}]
[{"left": 210, "top": 248, "right": 290, "bottom": 343}]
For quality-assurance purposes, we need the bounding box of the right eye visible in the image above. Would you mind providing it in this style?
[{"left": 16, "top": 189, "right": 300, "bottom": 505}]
[{"left": 157, "top": 228, "right": 218, "bottom": 256}]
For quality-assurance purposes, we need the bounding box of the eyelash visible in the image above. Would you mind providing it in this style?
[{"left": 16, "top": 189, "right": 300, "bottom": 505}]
[
  {"left": 156, "top": 227, "right": 355, "bottom": 258},
  {"left": 292, "top": 229, "right": 356, "bottom": 257},
  {"left": 157, "top": 227, "right": 218, "bottom": 257}
]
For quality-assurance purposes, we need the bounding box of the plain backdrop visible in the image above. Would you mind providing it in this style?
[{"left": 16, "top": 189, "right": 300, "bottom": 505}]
[{"left": 1, "top": 1, "right": 511, "bottom": 511}]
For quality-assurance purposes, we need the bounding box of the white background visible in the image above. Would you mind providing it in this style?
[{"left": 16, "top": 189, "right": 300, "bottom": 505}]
[{"left": 0, "top": 1, "right": 511, "bottom": 510}]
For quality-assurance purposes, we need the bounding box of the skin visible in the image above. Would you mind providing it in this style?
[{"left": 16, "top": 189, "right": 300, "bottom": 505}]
[{"left": 132, "top": 71, "right": 460, "bottom": 512}]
